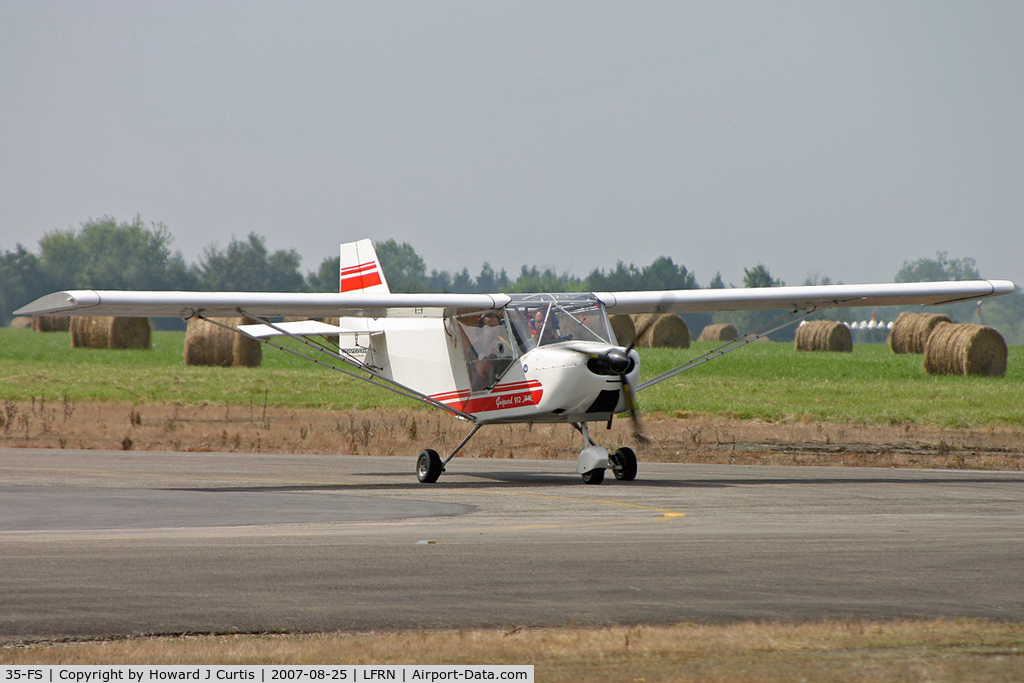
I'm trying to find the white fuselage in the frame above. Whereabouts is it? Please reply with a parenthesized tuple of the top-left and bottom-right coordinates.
(343, 314, 640, 425)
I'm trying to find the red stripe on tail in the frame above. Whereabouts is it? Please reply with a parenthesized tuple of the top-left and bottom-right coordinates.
(341, 271, 384, 292)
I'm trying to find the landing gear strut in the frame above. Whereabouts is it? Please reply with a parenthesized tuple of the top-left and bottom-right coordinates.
(416, 421, 639, 485)
(415, 424, 482, 483)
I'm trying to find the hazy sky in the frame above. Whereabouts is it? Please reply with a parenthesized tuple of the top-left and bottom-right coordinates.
(2, 1, 1021, 289)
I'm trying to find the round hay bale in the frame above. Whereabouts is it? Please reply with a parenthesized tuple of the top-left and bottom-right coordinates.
(70, 316, 109, 348)
(184, 317, 235, 366)
(923, 322, 1007, 376)
(109, 317, 151, 349)
(32, 315, 70, 332)
(888, 312, 952, 354)
(232, 318, 262, 367)
(794, 320, 852, 352)
(71, 316, 151, 349)
(632, 313, 690, 348)
(609, 314, 635, 347)
(184, 317, 262, 367)
(698, 323, 738, 342)
(9, 316, 32, 329)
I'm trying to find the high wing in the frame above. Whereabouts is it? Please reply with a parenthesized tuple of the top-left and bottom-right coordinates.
(595, 279, 1016, 314)
(15, 279, 1015, 319)
(15, 290, 512, 319)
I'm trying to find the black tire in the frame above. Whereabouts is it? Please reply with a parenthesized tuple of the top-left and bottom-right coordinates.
(610, 447, 638, 481)
(416, 449, 443, 483)
(581, 468, 605, 485)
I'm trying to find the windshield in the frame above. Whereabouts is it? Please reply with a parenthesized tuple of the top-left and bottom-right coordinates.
(505, 294, 614, 348)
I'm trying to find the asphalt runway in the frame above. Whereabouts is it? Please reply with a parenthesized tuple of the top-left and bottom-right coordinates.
(2, 447, 1023, 642)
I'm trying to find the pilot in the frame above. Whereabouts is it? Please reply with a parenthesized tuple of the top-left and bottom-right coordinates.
(532, 309, 560, 344)
(529, 310, 543, 339)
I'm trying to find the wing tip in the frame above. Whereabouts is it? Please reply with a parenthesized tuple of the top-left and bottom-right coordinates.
(13, 290, 99, 317)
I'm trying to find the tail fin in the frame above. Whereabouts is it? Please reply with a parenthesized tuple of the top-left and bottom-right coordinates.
(339, 239, 390, 294)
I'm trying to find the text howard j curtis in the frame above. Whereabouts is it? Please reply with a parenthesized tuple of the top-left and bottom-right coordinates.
(57, 672, 254, 682)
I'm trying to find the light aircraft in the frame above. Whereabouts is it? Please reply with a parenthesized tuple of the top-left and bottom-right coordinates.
(17, 239, 1015, 484)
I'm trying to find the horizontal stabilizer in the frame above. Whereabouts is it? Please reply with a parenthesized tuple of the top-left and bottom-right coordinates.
(239, 321, 343, 338)
(238, 320, 382, 338)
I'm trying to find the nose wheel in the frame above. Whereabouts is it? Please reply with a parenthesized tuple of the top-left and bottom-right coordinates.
(574, 423, 639, 484)
(609, 447, 637, 481)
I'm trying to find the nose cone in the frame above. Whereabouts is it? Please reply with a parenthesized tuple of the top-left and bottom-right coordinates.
(584, 347, 636, 377)
(605, 349, 631, 375)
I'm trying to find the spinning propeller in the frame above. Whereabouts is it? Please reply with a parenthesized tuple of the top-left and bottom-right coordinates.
(619, 321, 650, 443)
(574, 335, 648, 443)
(611, 313, 666, 443)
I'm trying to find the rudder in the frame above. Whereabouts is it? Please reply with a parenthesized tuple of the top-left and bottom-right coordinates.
(339, 239, 390, 293)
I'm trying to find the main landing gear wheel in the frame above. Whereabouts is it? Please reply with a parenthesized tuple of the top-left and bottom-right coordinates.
(610, 446, 638, 481)
(581, 468, 605, 485)
(417, 449, 443, 483)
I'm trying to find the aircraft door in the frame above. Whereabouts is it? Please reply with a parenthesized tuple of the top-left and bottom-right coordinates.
(454, 310, 518, 392)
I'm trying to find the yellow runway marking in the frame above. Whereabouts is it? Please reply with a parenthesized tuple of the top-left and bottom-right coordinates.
(495, 519, 675, 531)
(491, 490, 685, 521)
(4, 466, 684, 520)
(2, 466, 686, 533)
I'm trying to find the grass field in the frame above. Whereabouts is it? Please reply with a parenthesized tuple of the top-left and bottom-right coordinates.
(4, 621, 1023, 682)
(1, 328, 1021, 427)
(641, 340, 1024, 427)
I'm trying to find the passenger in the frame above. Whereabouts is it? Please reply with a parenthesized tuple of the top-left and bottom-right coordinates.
(472, 312, 511, 390)
(475, 312, 509, 357)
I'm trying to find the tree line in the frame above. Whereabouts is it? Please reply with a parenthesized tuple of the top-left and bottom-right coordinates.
(2, 216, 1021, 342)
(0, 216, 712, 324)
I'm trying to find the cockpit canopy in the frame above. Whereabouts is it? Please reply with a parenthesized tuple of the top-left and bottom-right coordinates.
(451, 294, 616, 391)
(505, 293, 615, 350)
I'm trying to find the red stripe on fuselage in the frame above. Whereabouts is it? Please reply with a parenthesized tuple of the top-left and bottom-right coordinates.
(431, 380, 537, 403)
(431, 380, 543, 414)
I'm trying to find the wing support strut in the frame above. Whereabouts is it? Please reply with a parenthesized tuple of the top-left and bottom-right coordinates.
(201, 313, 478, 422)
(637, 305, 836, 392)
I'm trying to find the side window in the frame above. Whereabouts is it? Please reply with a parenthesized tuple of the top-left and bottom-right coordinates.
(455, 311, 516, 392)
